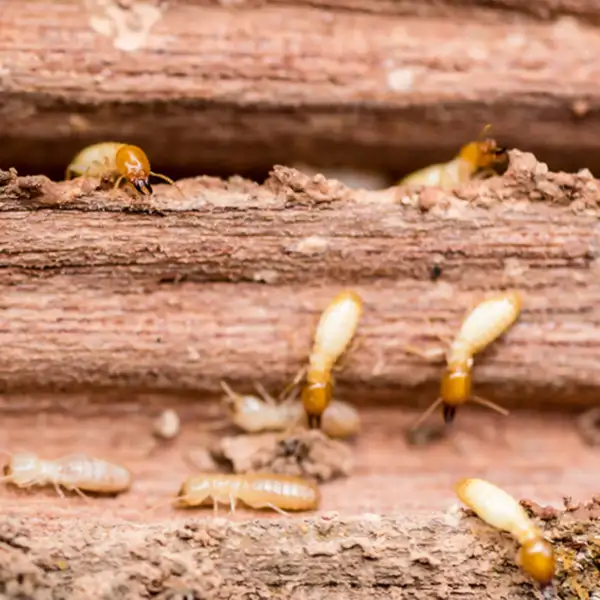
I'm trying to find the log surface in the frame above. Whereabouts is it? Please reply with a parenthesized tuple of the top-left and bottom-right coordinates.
(0, 500, 598, 599)
(1, 151, 600, 410)
(3, 0, 600, 177)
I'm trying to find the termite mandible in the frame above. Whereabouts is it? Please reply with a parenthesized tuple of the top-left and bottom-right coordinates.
(405, 290, 522, 429)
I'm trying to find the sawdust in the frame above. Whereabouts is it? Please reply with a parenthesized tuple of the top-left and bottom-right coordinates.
(211, 429, 354, 483)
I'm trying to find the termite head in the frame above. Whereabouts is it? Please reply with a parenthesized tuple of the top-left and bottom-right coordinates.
(220, 381, 267, 432)
(458, 125, 508, 176)
(460, 139, 507, 170)
(301, 375, 333, 430)
(115, 144, 153, 195)
(516, 537, 556, 589)
(440, 363, 472, 423)
(3, 452, 41, 486)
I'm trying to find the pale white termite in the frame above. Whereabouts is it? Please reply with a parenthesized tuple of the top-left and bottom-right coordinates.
(301, 290, 363, 429)
(176, 472, 320, 515)
(455, 478, 556, 590)
(407, 290, 522, 428)
(220, 380, 360, 438)
(2, 452, 132, 497)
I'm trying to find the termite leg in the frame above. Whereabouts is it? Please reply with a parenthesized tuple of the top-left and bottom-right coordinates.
(53, 482, 65, 499)
(278, 367, 307, 403)
(332, 334, 363, 373)
(411, 397, 444, 431)
(229, 494, 237, 514)
(471, 395, 509, 416)
(70, 159, 107, 184)
(253, 381, 277, 406)
(70, 485, 91, 504)
(403, 344, 446, 363)
(113, 174, 126, 191)
(423, 316, 454, 346)
(213, 499, 219, 516)
(279, 385, 301, 407)
(264, 503, 290, 517)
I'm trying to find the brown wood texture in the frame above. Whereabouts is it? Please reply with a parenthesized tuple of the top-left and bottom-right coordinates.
(0, 403, 598, 599)
(3, 0, 600, 179)
(1, 150, 600, 412)
(0, 503, 598, 599)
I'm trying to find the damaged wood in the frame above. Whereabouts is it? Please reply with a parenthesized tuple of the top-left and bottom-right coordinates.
(3, 1, 600, 177)
(1, 151, 600, 408)
(0, 498, 598, 599)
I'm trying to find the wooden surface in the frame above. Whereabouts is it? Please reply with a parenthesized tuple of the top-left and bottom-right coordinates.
(2, 151, 600, 411)
(0, 403, 599, 599)
(3, 0, 600, 179)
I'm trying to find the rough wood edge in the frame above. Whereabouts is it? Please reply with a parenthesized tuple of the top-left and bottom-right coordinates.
(0, 497, 598, 599)
(2, 151, 600, 407)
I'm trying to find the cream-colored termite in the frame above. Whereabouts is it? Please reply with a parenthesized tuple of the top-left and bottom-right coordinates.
(455, 478, 556, 592)
(65, 142, 183, 198)
(220, 380, 360, 438)
(1, 452, 132, 497)
(293, 290, 363, 430)
(399, 127, 508, 189)
(175, 472, 320, 515)
(405, 290, 522, 429)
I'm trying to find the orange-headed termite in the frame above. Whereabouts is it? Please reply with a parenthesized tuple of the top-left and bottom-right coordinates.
(400, 127, 508, 189)
(220, 380, 360, 438)
(65, 142, 181, 197)
(299, 290, 363, 430)
(175, 472, 320, 515)
(406, 290, 522, 428)
(1, 452, 132, 497)
(455, 478, 556, 591)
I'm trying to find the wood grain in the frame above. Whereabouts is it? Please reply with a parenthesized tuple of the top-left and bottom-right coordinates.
(1, 152, 600, 409)
(3, 0, 600, 178)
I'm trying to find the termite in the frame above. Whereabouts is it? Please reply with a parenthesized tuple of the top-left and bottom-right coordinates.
(400, 126, 508, 189)
(1, 452, 132, 497)
(455, 478, 556, 592)
(65, 142, 181, 197)
(175, 472, 320, 515)
(299, 290, 363, 430)
(406, 290, 522, 428)
(220, 380, 360, 438)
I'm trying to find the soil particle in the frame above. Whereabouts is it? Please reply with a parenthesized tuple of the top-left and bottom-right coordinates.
(211, 429, 354, 483)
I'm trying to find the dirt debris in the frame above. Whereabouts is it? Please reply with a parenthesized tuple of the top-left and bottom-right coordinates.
(211, 429, 354, 483)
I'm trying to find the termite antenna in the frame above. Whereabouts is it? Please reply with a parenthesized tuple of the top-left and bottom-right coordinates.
(278, 367, 307, 402)
(471, 395, 509, 416)
(143, 495, 180, 516)
(411, 397, 444, 431)
(149, 171, 186, 199)
(220, 380, 237, 404)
